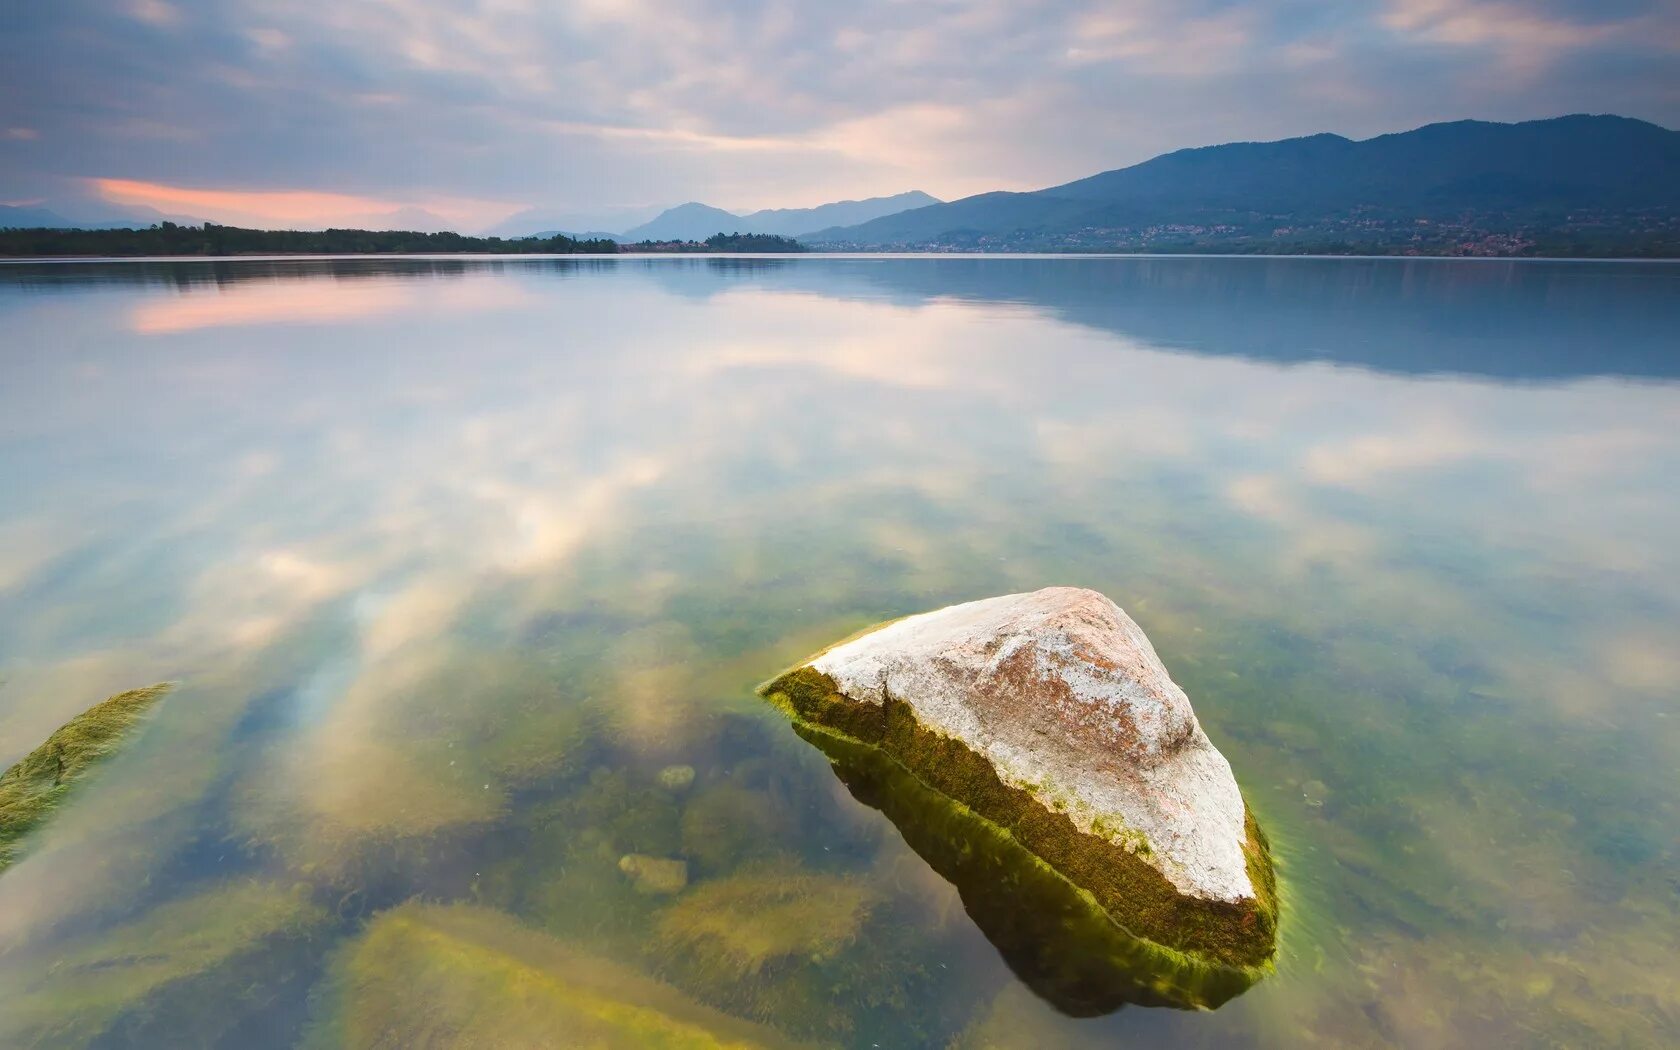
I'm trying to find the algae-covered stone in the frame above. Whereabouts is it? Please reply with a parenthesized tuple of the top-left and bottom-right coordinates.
(0, 683, 171, 874)
(679, 781, 789, 874)
(760, 587, 1277, 970)
(311, 901, 799, 1048)
(620, 853, 689, 895)
(803, 723, 1256, 1012)
(659, 764, 697, 792)
(656, 864, 877, 978)
(0, 880, 328, 1047)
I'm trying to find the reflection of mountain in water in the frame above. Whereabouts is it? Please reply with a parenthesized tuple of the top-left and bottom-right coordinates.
(5, 256, 1674, 380)
(677, 256, 1680, 382)
(796, 723, 1259, 1016)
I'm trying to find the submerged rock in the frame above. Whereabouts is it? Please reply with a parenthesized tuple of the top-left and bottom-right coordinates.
(0, 683, 172, 874)
(657, 764, 697, 792)
(0, 881, 327, 1046)
(656, 864, 877, 978)
(803, 725, 1256, 1011)
(619, 853, 689, 895)
(313, 902, 796, 1048)
(760, 587, 1277, 970)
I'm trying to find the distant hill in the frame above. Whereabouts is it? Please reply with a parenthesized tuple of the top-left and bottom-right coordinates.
(532, 230, 623, 242)
(485, 204, 664, 239)
(621, 202, 744, 242)
(621, 191, 940, 242)
(0, 203, 201, 231)
(741, 191, 941, 236)
(808, 115, 1680, 255)
(369, 206, 457, 233)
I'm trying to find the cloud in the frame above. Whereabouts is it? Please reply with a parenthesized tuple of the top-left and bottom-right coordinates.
(127, 270, 535, 333)
(126, 0, 181, 27)
(1379, 0, 1677, 77)
(1, 0, 1676, 222)
(128, 279, 414, 334)
(92, 177, 521, 230)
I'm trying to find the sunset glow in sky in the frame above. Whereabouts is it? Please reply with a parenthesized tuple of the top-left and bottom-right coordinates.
(2, 0, 1677, 231)
(93, 178, 523, 231)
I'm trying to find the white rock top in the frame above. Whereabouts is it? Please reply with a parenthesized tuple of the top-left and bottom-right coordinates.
(812, 586, 1254, 902)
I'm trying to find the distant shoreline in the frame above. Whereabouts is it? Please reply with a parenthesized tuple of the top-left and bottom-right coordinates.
(4, 220, 1674, 261)
(0, 224, 803, 259)
(4, 251, 1677, 264)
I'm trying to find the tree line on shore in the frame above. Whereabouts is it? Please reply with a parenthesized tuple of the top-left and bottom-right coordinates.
(0, 222, 806, 257)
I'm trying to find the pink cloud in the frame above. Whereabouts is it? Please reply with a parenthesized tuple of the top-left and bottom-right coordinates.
(92, 177, 523, 231)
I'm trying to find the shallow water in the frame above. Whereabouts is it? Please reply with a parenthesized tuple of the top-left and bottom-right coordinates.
(1, 255, 1676, 1047)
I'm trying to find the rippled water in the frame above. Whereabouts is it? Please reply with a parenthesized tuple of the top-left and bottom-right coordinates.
(0, 255, 1676, 1047)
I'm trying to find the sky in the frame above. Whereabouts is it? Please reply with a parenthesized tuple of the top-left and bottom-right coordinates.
(2, 0, 1678, 232)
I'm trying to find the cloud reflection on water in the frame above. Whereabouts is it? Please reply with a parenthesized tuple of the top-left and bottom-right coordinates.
(0, 257, 1677, 1043)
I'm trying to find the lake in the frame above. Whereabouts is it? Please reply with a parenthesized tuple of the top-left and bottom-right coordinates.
(1, 255, 1676, 1047)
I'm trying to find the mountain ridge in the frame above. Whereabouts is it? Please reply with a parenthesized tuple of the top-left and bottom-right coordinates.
(807, 115, 1680, 254)
(620, 191, 940, 242)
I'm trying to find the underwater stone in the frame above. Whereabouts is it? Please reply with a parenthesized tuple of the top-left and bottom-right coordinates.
(656, 864, 877, 978)
(0, 881, 327, 1046)
(760, 586, 1277, 969)
(657, 764, 696, 792)
(619, 853, 689, 895)
(315, 902, 796, 1048)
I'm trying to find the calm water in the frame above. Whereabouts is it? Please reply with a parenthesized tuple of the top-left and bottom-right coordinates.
(0, 255, 1677, 1047)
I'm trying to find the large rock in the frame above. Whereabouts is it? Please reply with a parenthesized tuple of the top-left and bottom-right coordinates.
(760, 586, 1276, 970)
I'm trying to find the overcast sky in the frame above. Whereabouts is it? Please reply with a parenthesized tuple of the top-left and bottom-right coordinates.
(3, 0, 1677, 231)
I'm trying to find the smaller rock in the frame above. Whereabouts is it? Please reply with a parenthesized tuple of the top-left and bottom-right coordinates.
(657, 764, 697, 792)
(618, 854, 688, 895)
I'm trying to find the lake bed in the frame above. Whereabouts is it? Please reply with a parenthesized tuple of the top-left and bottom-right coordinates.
(1, 255, 1677, 1047)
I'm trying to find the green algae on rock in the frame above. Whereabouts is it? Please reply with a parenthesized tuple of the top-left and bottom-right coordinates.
(621, 852, 690, 895)
(0, 880, 328, 1047)
(0, 683, 172, 874)
(310, 901, 801, 1049)
(679, 781, 791, 875)
(759, 587, 1278, 973)
(801, 722, 1258, 1012)
(656, 864, 878, 979)
(649, 860, 961, 1044)
(659, 763, 698, 792)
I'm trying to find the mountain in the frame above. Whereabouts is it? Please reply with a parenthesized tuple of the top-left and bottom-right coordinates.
(739, 191, 941, 237)
(484, 204, 665, 239)
(0, 203, 200, 230)
(620, 191, 941, 242)
(809, 115, 1680, 254)
(370, 206, 455, 232)
(620, 202, 744, 242)
(0, 205, 77, 229)
(532, 230, 623, 242)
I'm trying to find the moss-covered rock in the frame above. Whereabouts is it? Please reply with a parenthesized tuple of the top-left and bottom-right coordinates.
(0, 683, 172, 874)
(800, 722, 1257, 1012)
(309, 901, 802, 1048)
(621, 853, 690, 895)
(0, 880, 328, 1047)
(679, 781, 790, 875)
(759, 588, 1277, 971)
(648, 861, 953, 1043)
(656, 864, 877, 978)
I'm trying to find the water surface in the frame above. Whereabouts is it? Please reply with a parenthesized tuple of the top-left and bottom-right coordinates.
(1, 255, 1677, 1047)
